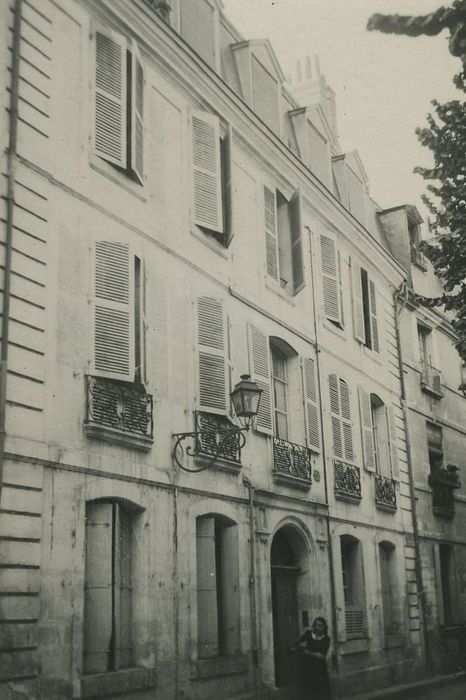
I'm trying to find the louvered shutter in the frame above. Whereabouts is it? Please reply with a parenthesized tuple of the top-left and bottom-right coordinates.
(196, 297, 227, 414)
(329, 373, 343, 459)
(386, 405, 399, 480)
(94, 29, 127, 168)
(289, 188, 304, 294)
(135, 256, 147, 385)
(340, 379, 354, 461)
(196, 517, 219, 658)
(115, 505, 132, 668)
(359, 387, 376, 472)
(93, 241, 134, 382)
(131, 41, 144, 184)
(320, 235, 341, 324)
(248, 324, 273, 435)
(351, 259, 365, 343)
(192, 112, 223, 233)
(83, 501, 113, 674)
(264, 186, 279, 281)
(369, 280, 379, 352)
(302, 357, 320, 451)
(223, 126, 234, 247)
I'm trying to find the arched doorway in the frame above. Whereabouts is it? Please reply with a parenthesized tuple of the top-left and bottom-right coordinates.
(271, 525, 309, 688)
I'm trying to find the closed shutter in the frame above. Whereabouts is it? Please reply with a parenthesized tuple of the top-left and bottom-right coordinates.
(131, 41, 144, 184)
(94, 29, 127, 168)
(302, 357, 320, 451)
(248, 324, 273, 434)
(134, 256, 147, 384)
(93, 241, 134, 382)
(340, 379, 354, 461)
(320, 235, 341, 324)
(83, 501, 113, 674)
(329, 373, 343, 459)
(192, 112, 223, 234)
(359, 388, 376, 472)
(351, 259, 365, 343)
(115, 505, 132, 669)
(264, 186, 279, 281)
(289, 189, 304, 294)
(196, 297, 227, 414)
(222, 126, 234, 247)
(386, 405, 399, 480)
(196, 517, 219, 658)
(369, 280, 379, 352)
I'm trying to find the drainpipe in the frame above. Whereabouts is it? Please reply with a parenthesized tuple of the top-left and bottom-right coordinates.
(0, 0, 22, 505)
(243, 476, 260, 699)
(306, 226, 339, 678)
(393, 286, 432, 673)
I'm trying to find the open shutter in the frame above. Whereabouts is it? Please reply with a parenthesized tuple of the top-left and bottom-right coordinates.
(289, 188, 304, 294)
(351, 259, 365, 343)
(196, 297, 227, 414)
(196, 517, 219, 658)
(84, 502, 113, 674)
(359, 387, 376, 471)
(302, 357, 320, 451)
(93, 241, 134, 381)
(117, 505, 132, 668)
(386, 405, 399, 480)
(192, 112, 223, 233)
(94, 29, 127, 168)
(223, 125, 234, 247)
(248, 324, 273, 434)
(264, 186, 279, 281)
(340, 379, 354, 461)
(369, 279, 379, 352)
(329, 373, 343, 459)
(320, 235, 341, 324)
(131, 41, 144, 183)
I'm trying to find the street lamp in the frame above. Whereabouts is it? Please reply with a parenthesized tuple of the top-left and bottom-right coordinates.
(172, 374, 262, 472)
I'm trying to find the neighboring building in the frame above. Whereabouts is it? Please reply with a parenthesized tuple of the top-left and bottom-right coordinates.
(0, 2, 464, 700)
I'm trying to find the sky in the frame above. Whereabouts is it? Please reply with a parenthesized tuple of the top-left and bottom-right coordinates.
(221, 0, 460, 226)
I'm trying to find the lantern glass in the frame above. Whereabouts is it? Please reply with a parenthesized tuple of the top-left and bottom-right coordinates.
(230, 374, 262, 420)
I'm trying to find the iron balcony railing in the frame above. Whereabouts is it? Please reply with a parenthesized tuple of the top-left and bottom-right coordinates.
(420, 360, 443, 397)
(85, 375, 153, 443)
(334, 460, 362, 503)
(195, 411, 242, 465)
(272, 437, 312, 484)
(374, 474, 397, 512)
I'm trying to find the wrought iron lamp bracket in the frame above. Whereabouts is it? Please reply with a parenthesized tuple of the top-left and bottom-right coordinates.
(172, 427, 248, 472)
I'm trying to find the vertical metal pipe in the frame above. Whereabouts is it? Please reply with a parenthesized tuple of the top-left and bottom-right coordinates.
(394, 289, 431, 673)
(0, 0, 23, 504)
(243, 476, 259, 698)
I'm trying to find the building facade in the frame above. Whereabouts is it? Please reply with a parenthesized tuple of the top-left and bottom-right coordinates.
(0, 2, 464, 699)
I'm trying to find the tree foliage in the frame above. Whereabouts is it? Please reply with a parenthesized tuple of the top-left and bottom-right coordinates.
(368, 2, 466, 361)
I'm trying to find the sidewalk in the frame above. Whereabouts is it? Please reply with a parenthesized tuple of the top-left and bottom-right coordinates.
(344, 671, 466, 700)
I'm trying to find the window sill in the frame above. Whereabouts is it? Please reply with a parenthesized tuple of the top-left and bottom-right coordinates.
(89, 158, 147, 202)
(84, 423, 154, 451)
(80, 667, 156, 699)
(334, 489, 362, 505)
(190, 654, 248, 680)
(361, 344, 382, 364)
(194, 453, 242, 473)
(191, 226, 229, 259)
(264, 277, 296, 305)
(322, 318, 346, 339)
(273, 471, 312, 490)
(339, 638, 369, 655)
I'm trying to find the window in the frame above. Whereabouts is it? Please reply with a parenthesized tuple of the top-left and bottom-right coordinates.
(439, 544, 455, 626)
(196, 515, 239, 658)
(352, 262, 379, 352)
(320, 235, 343, 327)
(94, 29, 144, 183)
(180, 0, 216, 68)
(271, 345, 288, 440)
(340, 535, 366, 640)
(264, 186, 304, 295)
(427, 422, 443, 473)
(93, 242, 146, 384)
(252, 55, 280, 132)
(196, 296, 229, 415)
(358, 390, 398, 477)
(328, 374, 353, 461)
(83, 501, 134, 674)
(379, 542, 400, 635)
(191, 113, 233, 245)
(418, 324, 431, 366)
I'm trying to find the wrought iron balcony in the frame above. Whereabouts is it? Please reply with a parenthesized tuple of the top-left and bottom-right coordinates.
(420, 361, 443, 398)
(85, 375, 153, 450)
(334, 460, 362, 503)
(428, 465, 461, 518)
(375, 474, 397, 512)
(272, 437, 312, 487)
(194, 411, 242, 467)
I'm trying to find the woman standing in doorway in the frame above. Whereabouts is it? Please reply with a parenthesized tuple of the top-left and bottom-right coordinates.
(292, 616, 331, 700)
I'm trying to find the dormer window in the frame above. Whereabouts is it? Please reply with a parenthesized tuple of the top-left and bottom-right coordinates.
(179, 0, 218, 68)
(251, 56, 280, 132)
